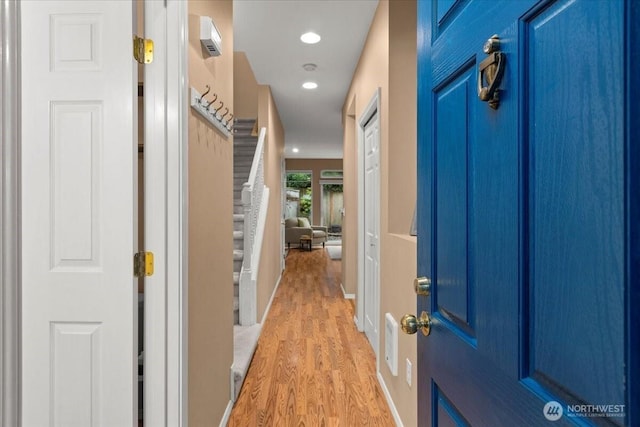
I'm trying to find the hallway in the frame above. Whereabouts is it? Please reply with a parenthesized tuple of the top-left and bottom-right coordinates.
(228, 248, 394, 426)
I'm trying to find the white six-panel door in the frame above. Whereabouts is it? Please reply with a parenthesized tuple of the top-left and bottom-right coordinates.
(363, 112, 380, 354)
(20, 1, 137, 425)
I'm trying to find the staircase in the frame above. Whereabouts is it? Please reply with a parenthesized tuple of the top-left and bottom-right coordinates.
(231, 118, 263, 401)
(232, 119, 259, 324)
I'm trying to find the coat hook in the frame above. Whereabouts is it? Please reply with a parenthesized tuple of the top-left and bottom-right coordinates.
(226, 113, 234, 130)
(199, 85, 210, 104)
(205, 93, 218, 110)
(214, 101, 225, 120)
(220, 107, 229, 119)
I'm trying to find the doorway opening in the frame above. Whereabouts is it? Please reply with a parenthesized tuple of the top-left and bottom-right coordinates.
(285, 171, 312, 221)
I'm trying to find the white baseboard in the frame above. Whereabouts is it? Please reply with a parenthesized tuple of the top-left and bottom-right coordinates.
(218, 399, 234, 427)
(340, 283, 355, 299)
(261, 273, 282, 325)
(377, 371, 404, 427)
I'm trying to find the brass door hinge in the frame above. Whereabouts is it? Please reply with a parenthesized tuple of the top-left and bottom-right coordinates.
(134, 251, 154, 277)
(133, 36, 154, 64)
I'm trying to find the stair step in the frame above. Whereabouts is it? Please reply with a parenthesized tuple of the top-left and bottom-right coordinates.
(234, 230, 243, 240)
(234, 143, 257, 147)
(233, 250, 243, 261)
(234, 164, 252, 170)
(234, 136, 256, 142)
(233, 118, 256, 127)
(233, 214, 244, 222)
(233, 296, 239, 311)
(233, 272, 239, 286)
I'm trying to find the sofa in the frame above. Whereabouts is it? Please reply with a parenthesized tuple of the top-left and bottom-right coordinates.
(284, 217, 327, 248)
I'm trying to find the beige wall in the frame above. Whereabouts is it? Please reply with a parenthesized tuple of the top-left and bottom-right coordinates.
(256, 85, 285, 321)
(233, 51, 259, 119)
(342, 1, 418, 426)
(187, 1, 234, 424)
(342, 0, 388, 299)
(285, 158, 343, 226)
(342, 99, 357, 296)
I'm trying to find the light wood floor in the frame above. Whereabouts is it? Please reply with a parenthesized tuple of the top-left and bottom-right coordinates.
(228, 247, 394, 426)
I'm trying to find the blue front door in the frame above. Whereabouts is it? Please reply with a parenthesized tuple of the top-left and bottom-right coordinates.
(416, 0, 639, 425)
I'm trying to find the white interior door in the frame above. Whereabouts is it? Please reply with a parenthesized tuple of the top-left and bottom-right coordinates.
(363, 112, 380, 353)
(20, 1, 137, 425)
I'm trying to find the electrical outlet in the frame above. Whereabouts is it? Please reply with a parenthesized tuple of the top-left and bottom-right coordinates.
(406, 358, 412, 386)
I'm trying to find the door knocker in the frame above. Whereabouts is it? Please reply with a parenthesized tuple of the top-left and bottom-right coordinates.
(477, 35, 506, 110)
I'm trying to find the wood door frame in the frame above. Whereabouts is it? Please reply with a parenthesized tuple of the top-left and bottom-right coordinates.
(0, 1, 189, 424)
(0, 0, 21, 424)
(357, 88, 381, 358)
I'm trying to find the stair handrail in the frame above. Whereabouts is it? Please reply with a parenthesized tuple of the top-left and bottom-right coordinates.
(246, 126, 267, 197)
(239, 127, 267, 325)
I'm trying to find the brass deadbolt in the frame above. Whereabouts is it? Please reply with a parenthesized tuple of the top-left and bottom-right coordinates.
(414, 276, 431, 296)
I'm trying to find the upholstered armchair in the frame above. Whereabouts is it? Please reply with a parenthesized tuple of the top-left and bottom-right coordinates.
(284, 217, 327, 248)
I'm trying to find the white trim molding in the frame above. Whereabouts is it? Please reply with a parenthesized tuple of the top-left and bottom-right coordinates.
(340, 283, 355, 299)
(377, 372, 404, 427)
(145, 0, 189, 425)
(165, 0, 189, 425)
(260, 273, 283, 325)
(1, 0, 21, 425)
(218, 399, 234, 427)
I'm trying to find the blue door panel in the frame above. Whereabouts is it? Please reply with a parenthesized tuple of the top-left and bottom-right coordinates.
(435, 69, 473, 334)
(429, 324, 576, 426)
(436, 0, 457, 26)
(526, 0, 625, 410)
(434, 382, 470, 427)
(417, 0, 637, 425)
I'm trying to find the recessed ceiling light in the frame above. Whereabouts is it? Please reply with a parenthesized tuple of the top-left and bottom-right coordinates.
(300, 32, 321, 44)
(302, 82, 318, 90)
(302, 63, 317, 72)
(292, 148, 299, 153)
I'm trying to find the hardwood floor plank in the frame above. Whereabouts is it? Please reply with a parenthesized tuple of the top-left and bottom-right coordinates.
(228, 249, 394, 425)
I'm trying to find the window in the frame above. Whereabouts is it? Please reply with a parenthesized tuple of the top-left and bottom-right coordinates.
(320, 169, 343, 179)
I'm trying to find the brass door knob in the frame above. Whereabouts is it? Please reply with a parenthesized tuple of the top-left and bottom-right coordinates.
(401, 311, 432, 336)
(414, 277, 431, 296)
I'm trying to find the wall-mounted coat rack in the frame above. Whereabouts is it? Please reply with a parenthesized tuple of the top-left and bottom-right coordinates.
(190, 86, 233, 138)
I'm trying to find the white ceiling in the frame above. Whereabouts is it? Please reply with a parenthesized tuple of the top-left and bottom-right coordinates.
(233, 0, 379, 159)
